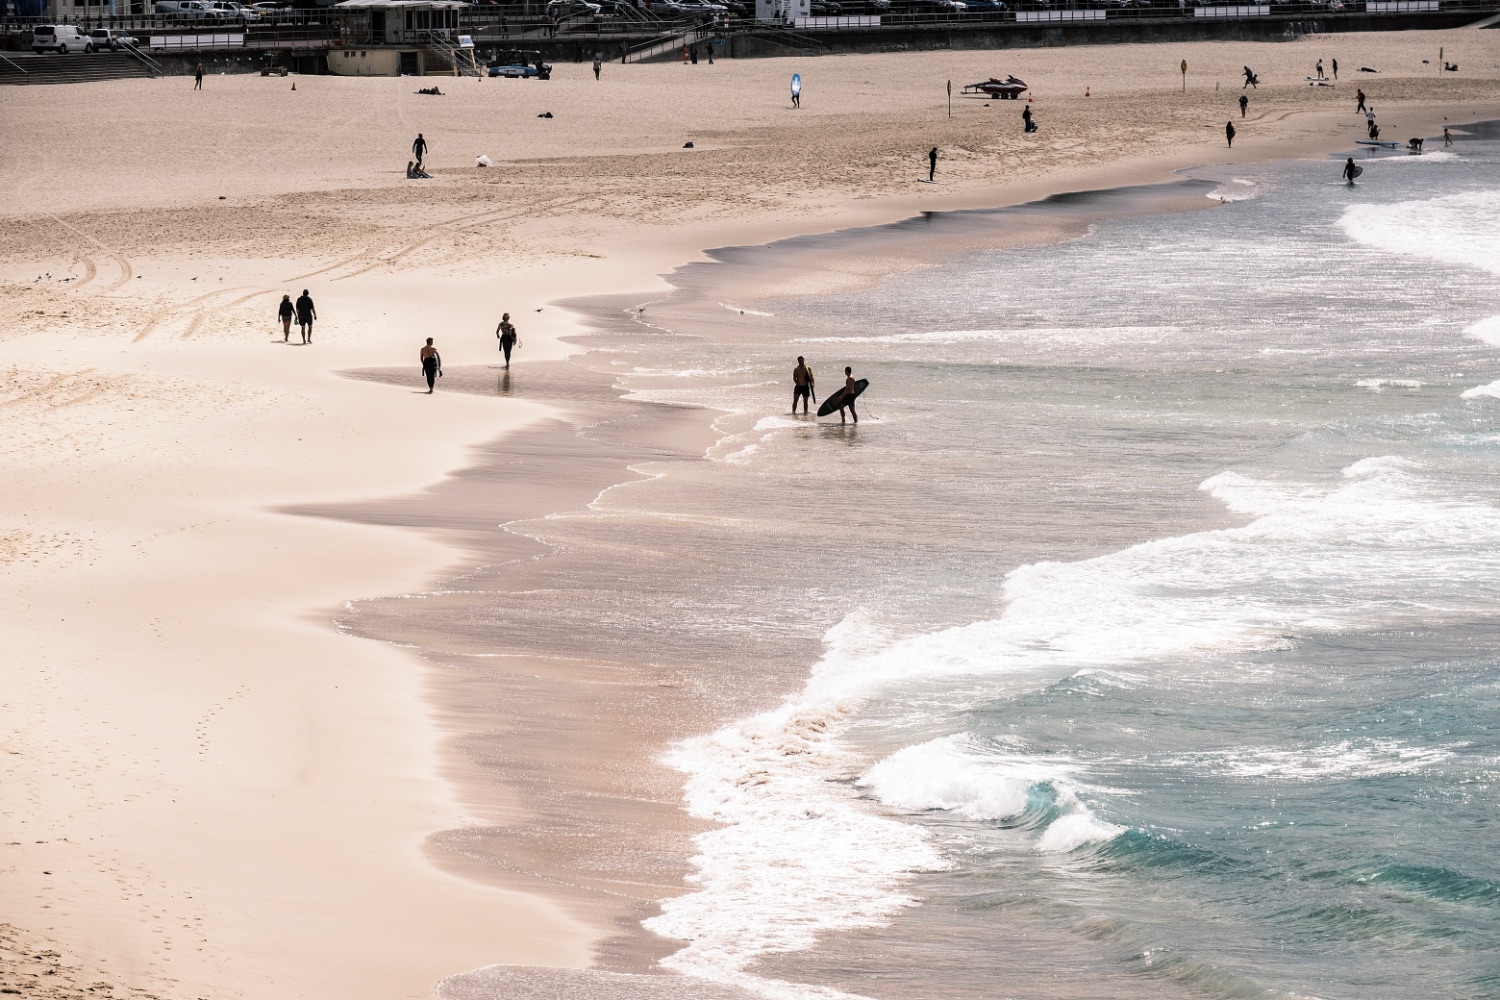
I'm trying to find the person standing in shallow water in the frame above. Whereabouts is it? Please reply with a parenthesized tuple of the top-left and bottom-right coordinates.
(838, 366, 858, 424)
(792, 356, 814, 414)
(1225, 120, 1236, 148)
(495, 312, 519, 368)
(1342, 157, 1358, 185)
(277, 294, 294, 342)
(420, 338, 442, 393)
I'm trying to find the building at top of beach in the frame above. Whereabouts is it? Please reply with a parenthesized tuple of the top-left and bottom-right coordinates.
(329, 0, 471, 76)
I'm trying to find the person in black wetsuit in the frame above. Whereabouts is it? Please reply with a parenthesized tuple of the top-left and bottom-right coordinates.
(412, 133, 428, 168)
(420, 338, 442, 393)
(277, 294, 294, 342)
(1239, 94, 1248, 118)
(1022, 104, 1036, 133)
(1342, 157, 1358, 184)
(928, 147, 938, 182)
(294, 289, 316, 344)
(495, 312, 519, 368)
(1225, 120, 1236, 148)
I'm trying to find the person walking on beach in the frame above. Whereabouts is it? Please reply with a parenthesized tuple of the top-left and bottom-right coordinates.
(412, 133, 428, 169)
(420, 338, 442, 393)
(1242, 66, 1257, 89)
(1444, 127, 1453, 147)
(1331, 57, 1339, 80)
(1342, 157, 1358, 185)
(495, 312, 519, 368)
(792, 356, 815, 414)
(1022, 104, 1035, 133)
(1356, 88, 1366, 114)
(928, 147, 938, 182)
(838, 366, 858, 424)
(593, 54, 602, 79)
(1225, 120, 1236, 148)
(194, 62, 204, 89)
(294, 288, 316, 344)
(277, 294, 295, 342)
(1239, 94, 1248, 118)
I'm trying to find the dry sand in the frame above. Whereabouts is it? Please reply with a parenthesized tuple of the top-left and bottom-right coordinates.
(2, 25, 1498, 1000)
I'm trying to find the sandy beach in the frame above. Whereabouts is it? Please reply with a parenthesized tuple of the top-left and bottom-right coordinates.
(3, 24, 1499, 1000)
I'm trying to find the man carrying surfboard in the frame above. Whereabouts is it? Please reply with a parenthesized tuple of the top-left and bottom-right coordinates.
(1342, 157, 1360, 185)
(792, 356, 815, 414)
(839, 366, 858, 424)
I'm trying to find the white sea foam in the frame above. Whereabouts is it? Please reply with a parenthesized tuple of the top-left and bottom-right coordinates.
(1355, 378, 1423, 391)
(1340, 189, 1500, 276)
(651, 455, 1500, 997)
(861, 734, 1125, 852)
(1165, 739, 1459, 781)
(1461, 380, 1500, 400)
(1463, 314, 1500, 347)
(804, 326, 1179, 346)
(1207, 178, 1261, 202)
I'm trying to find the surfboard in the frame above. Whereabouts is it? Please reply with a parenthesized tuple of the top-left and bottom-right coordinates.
(817, 379, 869, 417)
(791, 72, 801, 97)
(1350, 164, 1363, 178)
(1356, 139, 1399, 148)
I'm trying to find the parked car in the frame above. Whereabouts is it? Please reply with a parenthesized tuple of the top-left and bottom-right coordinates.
(249, 1, 290, 18)
(864, 0, 893, 10)
(488, 50, 552, 78)
(713, 0, 748, 15)
(962, 0, 1007, 11)
(676, 0, 728, 12)
(155, 1, 218, 21)
(205, 1, 262, 21)
(32, 24, 95, 52)
(919, 0, 967, 10)
(546, 0, 602, 15)
(809, 0, 842, 12)
(88, 28, 140, 49)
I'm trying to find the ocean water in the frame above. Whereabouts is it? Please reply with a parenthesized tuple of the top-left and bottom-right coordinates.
(591, 130, 1500, 1000)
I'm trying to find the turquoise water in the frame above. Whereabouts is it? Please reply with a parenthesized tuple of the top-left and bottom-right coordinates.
(615, 128, 1500, 1000)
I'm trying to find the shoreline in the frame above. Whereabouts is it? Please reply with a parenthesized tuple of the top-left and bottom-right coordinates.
(3, 30, 1498, 1000)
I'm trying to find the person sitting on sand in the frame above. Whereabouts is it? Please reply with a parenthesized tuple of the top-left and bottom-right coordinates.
(475, 154, 492, 168)
(1368, 121, 1380, 141)
(420, 338, 442, 393)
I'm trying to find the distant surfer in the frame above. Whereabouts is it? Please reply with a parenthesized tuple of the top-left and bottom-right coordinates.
(1444, 128, 1453, 147)
(1225, 120, 1235, 148)
(496, 312, 519, 368)
(1242, 66, 1257, 89)
(928, 146, 938, 182)
(412, 132, 428, 169)
(792, 356, 815, 414)
(838, 366, 858, 424)
(1238, 94, 1248, 118)
(1342, 157, 1359, 185)
(420, 338, 442, 393)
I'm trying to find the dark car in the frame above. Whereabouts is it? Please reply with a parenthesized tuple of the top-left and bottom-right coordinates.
(962, 0, 1006, 11)
(488, 50, 552, 78)
(810, 0, 842, 13)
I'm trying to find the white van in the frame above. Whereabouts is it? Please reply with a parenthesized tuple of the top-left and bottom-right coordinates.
(32, 24, 96, 53)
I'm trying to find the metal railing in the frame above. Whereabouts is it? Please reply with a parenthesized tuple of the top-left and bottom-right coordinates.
(620, 21, 711, 58)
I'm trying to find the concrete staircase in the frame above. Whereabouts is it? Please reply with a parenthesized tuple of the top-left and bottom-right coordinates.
(0, 51, 159, 85)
